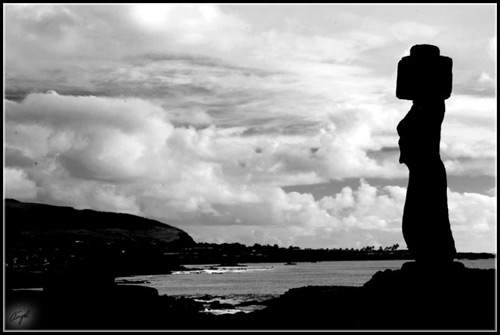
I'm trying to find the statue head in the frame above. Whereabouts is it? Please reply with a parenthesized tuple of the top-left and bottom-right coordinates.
(396, 44, 453, 101)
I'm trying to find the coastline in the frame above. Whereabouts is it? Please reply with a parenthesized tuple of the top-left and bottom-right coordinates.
(5, 262, 496, 330)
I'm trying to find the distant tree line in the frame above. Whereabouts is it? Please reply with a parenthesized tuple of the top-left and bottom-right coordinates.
(172, 242, 494, 265)
(174, 242, 410, 265)
(7, 237, 495, 290)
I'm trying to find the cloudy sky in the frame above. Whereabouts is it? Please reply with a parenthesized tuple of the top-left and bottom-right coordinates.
(4, 4, 496, 252)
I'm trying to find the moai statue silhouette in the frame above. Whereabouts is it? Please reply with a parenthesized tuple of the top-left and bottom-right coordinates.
(396, 44, 457, 265)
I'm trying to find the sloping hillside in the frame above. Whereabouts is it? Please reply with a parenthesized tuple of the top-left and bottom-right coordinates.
(5, 198, 195, 247)
(5, 199, 196, 278)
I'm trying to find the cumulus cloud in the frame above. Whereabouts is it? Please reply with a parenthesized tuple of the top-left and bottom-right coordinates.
(6, 93, 174, 182)
(439, 94, 496, 177)
(4, 5, 495, 182)
(180, 179, 495, 252)
(447, 190, 497, 252)
(6, 91, 406, 187)
(448, 191, 496, 231)
(161, 179, 409, 248)
(4, 5, 496, 252)
(5, 92, 496, 250)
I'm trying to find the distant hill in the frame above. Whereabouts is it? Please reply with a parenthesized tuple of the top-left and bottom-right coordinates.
(5, 198, 195, 247)
(5, 198, 196, 278)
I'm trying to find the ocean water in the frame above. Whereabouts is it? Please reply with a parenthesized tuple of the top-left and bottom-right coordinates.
(116, 259, 495, 315)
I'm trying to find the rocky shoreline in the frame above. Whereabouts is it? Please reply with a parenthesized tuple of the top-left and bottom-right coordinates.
(253, 262, 496, 330)
(5, 262, 496, 330)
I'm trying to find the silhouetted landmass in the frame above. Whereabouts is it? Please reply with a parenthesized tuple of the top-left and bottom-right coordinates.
(6, 199, 493, 271)
(5, 198, 494, 290)
(5, 198, 195, 290)
(4, 199, 496, 330)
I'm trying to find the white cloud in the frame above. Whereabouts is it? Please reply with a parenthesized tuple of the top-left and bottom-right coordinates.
(4, 92, 496, 252)
(6, 4, 248, 63)
(5, 6, 494, 182)
(178, 179, 495, 252)
(448, 191, 497, 231)
(317, 179, 405, 231)
(4, 168, 38, 199)
(6, 93, 174, 182)
(446, 94, 496, 121)
(439, 94, 497, 177)
(478, 72, 494, 85)
(488, 36, 496, 60)
(391, 21, 441, 41)
(447, 189, 497, 252)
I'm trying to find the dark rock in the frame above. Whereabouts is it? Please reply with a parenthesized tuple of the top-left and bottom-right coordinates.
(208, 301, 235, 309)
(250, 263, 495, 330)
(362, 262, 496, 329)
(115, 279, 151, 285)
(236, 299, 264, 307)
(5, 263, 495, 330)
(218, 262, 246, 267)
